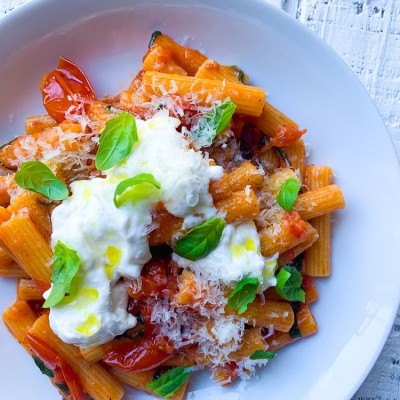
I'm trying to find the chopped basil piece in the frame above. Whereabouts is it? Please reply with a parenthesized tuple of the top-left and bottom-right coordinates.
(230, 65, 245, 83)
(146, 366, 191, 398)
(55, 383, 69, 393)
(15, 161, 68, 201)
(32, 356, 54, 378)
(149, 31, 162, 48)
(95, 112, 138, 171)
(43, 241, 81, 308)
(249, 350, 276, 360)
(276, 177, 301, 211)
(174, 217, 226, 261)
(192, 98, 237, 147)
(227, 277, 259, 314)
(275, 265, 305, 303)
(113, 173, 160, 208)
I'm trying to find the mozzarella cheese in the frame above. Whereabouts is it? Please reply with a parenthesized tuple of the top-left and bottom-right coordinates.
(173, 220, 278, 287)
(48, 113, 223, 347)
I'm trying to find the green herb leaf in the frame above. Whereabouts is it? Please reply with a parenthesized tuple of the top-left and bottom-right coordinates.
(95, 112, 138, 171)
(32, 356, 54, 377)
(276, 177, 301, 211)
(55, 383, 70, 393)
(192, 98, 237, 147)
(249, 350, 276, 360)
(273, 147, 292, 168)
(289, 325, 302, 339)
(14, 161, 68, 201)
(174, 217, 225, 261)
(43, 241, 81, 308)
(149, 31, 162, 48)
(146, 367, 191, 398)
(230, 65, 245, 83)
(275, 265, 305, 302)
(227, 277, 259, 314)
(113, 173, 160, 208)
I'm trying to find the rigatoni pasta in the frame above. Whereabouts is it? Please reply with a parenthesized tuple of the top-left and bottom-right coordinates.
(0, 32, 344, 400)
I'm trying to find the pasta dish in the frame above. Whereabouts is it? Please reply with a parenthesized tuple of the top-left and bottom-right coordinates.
(0, 32, 345, 399)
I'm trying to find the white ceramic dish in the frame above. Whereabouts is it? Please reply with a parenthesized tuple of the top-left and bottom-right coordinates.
(0, 1, 400, 399)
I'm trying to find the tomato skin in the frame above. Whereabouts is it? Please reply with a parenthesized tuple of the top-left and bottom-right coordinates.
(284, 211, 308, 239)
(40, 57, 95, 123)
(26, 333, 61, 370)
(103, 338, 172, 372)
(125, 256, 168, 300)
(26, 333, 84, 400)
(59, 360, 85, 400)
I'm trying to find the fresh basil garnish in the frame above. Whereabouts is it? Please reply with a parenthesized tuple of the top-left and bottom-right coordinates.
(249, 350, 276, 360)
(43, 241, 81, 308)
(14, 161, 68, 201)
(146, 366, 191, 398)
(55, 383, 69, 393)
(273, 147, 292, 168)
(275, 265, 305, 302)
(174, 217, 225, 261)
(95, 112, 138, 171)
(276, 177, 301, 211)
(32, 356, 54, 377)
(192, 98, 237, 147)
(113, 173, 160, 208)
(230, 65, 245, 83)
(227, 277, 259, 314)
(148, 31, 162, 48)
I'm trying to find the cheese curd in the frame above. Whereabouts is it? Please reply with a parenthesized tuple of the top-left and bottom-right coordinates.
(108, 112, 223, 226)
(48, 113, 223, 347)
(173, 220, 278, 286)
(48, 178, 151, 347)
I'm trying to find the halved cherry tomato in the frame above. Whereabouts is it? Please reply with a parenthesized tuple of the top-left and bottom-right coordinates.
(40, 57, 95, 123)
(26, 333, 84, 400)
(103, 337, 173, 372)
(59, 360, 85, 400)
(26, 333, 61, 370)
(284, 211, 308, 239)
(125, 256, 168, 300)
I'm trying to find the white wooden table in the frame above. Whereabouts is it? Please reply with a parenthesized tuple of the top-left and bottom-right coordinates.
(1, 0, 400, 399)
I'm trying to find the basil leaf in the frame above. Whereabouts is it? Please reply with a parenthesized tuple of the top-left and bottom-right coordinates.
(227, 277, 259, 314)
(43, 241, 81, 308)
(147, 367, 191, 398)
(273, 147, 291, 168)
(249, 350, 276, 360)
(230, 65, 245, 83)
(276, 177, 301, 211)
(113, 173, 160, 208)
(192, 98, 237, 147)
(149, 31, 162, 48)
(95, 112, 138, 171)
(55, 383, 69, 393)
(15, 161, 68, 201)
(174, 217, 225, 261)
(32, 356, 54, 377)
(289, 325, 302, 339)
(275, 265, 305, 302)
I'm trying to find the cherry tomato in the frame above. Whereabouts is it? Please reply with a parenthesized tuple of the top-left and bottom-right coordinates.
(26, 333, 61, 370)
(103, 337, 172, 372)
(59, 360, 85, 400)
(40, 57, 95, 123)
(125, 256, 168, 300)
(284, 211, 308, 239)
(270, 125, 307, 148)
(26, 333, 84, 400)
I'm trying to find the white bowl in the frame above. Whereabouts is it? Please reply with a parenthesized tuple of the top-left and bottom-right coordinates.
(0, 1, 400, 399)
